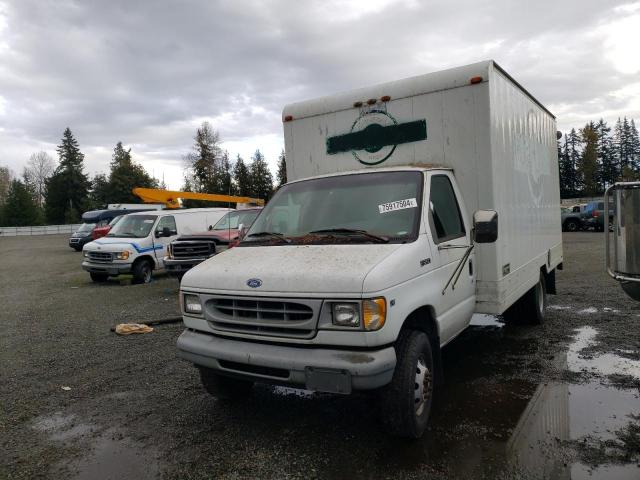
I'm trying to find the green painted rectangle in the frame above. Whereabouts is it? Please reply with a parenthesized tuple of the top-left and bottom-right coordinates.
(326, 119, 427, 155)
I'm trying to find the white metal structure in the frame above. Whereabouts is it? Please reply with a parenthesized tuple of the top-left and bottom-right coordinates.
(176, 61, 563, 438)
(82, 208, 230, 283)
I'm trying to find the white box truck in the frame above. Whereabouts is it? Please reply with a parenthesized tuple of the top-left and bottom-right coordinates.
(176, 60, 563, 437)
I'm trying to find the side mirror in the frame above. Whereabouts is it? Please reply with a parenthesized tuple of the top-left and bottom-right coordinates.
(162, 227, 172, 237)
(237, 223, 247, 240)
(473, 210, 498, 243)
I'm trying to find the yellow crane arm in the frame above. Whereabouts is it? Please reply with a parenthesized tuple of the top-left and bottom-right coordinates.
(132, 188, 265, 209)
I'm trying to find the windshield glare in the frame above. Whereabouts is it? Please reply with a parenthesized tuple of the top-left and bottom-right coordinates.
(213, 210, 260, 230)
(107, 215, 156, 238)
(244, 171, 423, 244)
(77, 223, 96, 233)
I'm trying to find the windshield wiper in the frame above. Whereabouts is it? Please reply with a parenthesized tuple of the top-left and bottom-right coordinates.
(244, 231, 291, 243)
(308, 228, 389, 243)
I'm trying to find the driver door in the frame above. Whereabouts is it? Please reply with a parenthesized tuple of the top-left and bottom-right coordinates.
(426, 172, 476, 342)
(153, 215, 178, 266)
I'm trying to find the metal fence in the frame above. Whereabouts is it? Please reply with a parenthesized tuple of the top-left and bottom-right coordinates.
(0, 224, 82, 237)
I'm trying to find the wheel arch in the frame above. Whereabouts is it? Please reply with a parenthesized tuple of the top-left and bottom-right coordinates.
(132, 254, 156, 269)
(400, 305, 443, 385)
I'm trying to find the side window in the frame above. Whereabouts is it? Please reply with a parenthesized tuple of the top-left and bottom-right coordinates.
(429, 175, 465, 243)
(156, 216, 177, 236)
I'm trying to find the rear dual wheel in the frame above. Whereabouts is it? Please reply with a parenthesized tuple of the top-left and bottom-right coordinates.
(503, 272, 547, 325)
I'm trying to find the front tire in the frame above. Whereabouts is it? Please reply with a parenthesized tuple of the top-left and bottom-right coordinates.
(379, 330, 434, 438)
(199, 368, 254, 400)
(132, 259, 153, 284)
(564, 219, 580, 232)
(90, 272, 109, 283)
(503, 272, 547, 325)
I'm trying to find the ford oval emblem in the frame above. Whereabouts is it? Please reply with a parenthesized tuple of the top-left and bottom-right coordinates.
(246, 278, 262, 288)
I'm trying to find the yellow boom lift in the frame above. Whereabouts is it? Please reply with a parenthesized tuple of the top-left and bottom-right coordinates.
(132, 188, 265, 209)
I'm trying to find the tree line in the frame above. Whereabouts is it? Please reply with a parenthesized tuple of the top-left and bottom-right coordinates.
(558, 117, 639, 198)
(0, 123, 287, 226)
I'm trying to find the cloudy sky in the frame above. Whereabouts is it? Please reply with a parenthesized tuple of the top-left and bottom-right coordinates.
(0, 0, 639, 189)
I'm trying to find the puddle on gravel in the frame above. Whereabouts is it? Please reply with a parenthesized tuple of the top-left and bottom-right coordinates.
(32, 413, 159, 479)
(313, 323, 639, 479)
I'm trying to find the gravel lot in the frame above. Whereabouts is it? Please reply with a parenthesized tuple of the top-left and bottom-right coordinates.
(1, 233, 639, 479)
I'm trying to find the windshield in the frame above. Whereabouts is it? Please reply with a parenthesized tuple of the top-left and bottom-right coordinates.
(242, 171, 423, 245)
(107, 215, 156, 238)
(77, 222, 96, 233)
(212, 210, 260, 230)
(108, 215, 123, 227)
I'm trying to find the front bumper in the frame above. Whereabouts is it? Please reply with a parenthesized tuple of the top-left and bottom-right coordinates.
(177, 328, 396, 393)
(164, 257, 207, 275)
(82, 260, 132, 276)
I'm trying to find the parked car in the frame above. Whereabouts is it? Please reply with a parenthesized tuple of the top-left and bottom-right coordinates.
(92, 215, 123, 240)
(561, 207, 582, 232)
(581, 200, 613, 231)
(81, 208, 230, 283)
(164, 207, 262, 278)
(69, 205, 161, 251)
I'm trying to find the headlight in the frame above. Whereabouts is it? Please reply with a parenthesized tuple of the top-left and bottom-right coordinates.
(363, 298, 386, 331)
(183, 294, 203, 315)
(83, 251, 89, 257)
(332, 303, 360, 327)
(115, 251, 130, 260)
(166, 244, 172, 258)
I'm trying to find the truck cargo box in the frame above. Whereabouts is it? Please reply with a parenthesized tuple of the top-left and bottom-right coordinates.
(282, 60, 563, 313)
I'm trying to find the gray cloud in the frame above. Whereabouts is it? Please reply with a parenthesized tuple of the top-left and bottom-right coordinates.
(0, 0, 638, 187)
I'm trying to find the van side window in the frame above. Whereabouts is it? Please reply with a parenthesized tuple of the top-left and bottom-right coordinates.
(429, 175, 466, 243)
(156, 216, 177, 235)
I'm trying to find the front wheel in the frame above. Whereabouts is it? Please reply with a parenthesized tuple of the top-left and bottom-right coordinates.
(132, 259, 153, 284)
(564, 219, 580, 232)
(90, 272, 109, 283)
(379, 330, 434, 438)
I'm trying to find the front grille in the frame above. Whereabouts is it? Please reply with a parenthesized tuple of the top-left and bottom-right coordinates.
(205, 296, 319, 339)
(88, 251, 113, 263)
(171, 240, 215, 259)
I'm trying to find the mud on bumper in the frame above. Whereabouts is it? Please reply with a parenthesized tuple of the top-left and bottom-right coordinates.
(176, 329, 396, 394)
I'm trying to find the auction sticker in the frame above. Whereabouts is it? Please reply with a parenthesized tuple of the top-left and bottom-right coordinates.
(378, 198, 418, 214)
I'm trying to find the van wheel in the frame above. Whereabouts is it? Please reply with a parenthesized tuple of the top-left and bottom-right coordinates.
(564, 219, 580, 232)
(199, 368, 253, 400)
(503, 272, 546, 325)
(379, 330, 434, 438)
(132, 259, 152, 284)
(90, 272, 109, 283)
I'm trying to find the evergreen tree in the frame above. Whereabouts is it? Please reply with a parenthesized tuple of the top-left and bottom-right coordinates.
(2, 179, 41, 226)
(233, 155, 251, 197)
(276, 149, 287, 188)
(90, 173, 110, 209)
(579, 123, 599, 196)
(630, 119, 640, 174)
(594, 119, 616, 190)
(106, 142, 157, 202)
(184, 121, 221, 193)
(45, 128, 90, 223)
(249, 149, 274, 201)
(565, 129, 582, 195)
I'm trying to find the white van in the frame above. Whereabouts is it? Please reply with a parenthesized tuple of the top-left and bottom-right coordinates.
(176, 61, 563, 437)
(82, 208, 231, 283)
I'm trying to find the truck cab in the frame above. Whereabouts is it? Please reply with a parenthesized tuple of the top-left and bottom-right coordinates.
(176, 60, 562, 438)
